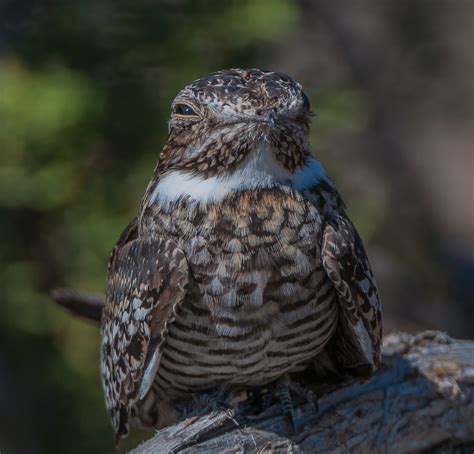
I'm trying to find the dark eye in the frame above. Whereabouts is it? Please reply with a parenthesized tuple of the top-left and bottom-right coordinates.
(174, 103, 198, 117)
(301, 91, 311, 111)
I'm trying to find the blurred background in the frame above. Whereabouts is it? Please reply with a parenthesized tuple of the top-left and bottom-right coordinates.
(0, 0, 472, 452)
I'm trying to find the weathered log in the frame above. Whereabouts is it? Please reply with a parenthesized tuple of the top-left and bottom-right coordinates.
(131, 332, 474, 453)
(49, 290, 474, 453)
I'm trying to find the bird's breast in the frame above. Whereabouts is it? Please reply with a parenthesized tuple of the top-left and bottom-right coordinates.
(142, 186, 338, 397)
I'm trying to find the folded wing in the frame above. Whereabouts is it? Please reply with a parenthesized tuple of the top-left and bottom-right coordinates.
(101, 225, 189, 440)
(321, 212, 382, 372)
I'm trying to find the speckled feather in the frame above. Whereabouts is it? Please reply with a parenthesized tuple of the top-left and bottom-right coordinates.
(101, 236, 188, 439)
(101, 68, 382, 440)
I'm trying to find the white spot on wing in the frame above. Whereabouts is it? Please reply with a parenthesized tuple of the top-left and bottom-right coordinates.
(132, 297, 142, 310)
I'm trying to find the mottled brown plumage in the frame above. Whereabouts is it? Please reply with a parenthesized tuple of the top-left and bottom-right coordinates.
(100, 68, 382, 440)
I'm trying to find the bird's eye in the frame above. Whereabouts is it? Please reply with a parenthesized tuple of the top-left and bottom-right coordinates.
(301, 92, 311, 111)
(174, 103, 198, 117)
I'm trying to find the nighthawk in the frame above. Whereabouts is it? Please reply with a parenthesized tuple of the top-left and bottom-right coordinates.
(101, 68, 382, 440)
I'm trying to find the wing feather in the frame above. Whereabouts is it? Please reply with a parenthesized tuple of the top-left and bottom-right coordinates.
(321, 212, 382, 370)
(101, 231, 188, 439)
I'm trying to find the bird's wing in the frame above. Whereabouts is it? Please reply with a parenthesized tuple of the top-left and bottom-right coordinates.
(101, 230, 188, 440)
(321, 210, 382, 370)
(107, 217, 139, 274)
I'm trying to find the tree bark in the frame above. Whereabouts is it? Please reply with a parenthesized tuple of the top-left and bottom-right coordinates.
(50, 290, 474, 453)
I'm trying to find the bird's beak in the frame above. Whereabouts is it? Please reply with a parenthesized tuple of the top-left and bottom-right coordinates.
(253, 109, 279, 128)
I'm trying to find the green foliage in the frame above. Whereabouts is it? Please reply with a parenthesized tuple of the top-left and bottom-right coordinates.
(312, 89, 369, 141)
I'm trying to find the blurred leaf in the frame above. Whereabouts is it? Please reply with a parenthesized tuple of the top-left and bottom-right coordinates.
(312, 89, 369, 142)
(222, 0, 297, 44)
(0, 60, 102, 154)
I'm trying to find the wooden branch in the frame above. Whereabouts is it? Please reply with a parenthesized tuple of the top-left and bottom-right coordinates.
(50, 287, 104, 322)
(131, 332, 474, 454)
(48, 292, 474, 452)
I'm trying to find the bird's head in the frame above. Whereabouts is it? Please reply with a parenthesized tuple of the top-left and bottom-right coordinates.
(157, 68, 314, 177)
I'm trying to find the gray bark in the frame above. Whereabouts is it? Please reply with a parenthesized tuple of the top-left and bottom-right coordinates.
(131, 332, 474, 454)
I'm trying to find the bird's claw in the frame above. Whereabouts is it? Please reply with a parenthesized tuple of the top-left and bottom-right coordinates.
(276, 376, 297, 433)
(276, 375, 319, 433)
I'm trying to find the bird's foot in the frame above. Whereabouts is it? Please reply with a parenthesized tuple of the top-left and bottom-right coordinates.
(276, 375, 319, 433)
(288, 379, 319, 414)
(276, 376, 297, 432)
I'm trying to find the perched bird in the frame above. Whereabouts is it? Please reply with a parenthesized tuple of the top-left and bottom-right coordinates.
(101, 68, 382, 440)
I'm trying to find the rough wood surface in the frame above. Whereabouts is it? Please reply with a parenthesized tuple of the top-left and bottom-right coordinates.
(49, 291, 474, 453)
(131, 332, 474, 454)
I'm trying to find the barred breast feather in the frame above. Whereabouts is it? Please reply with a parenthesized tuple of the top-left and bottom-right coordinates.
(149, 186, 339, 399)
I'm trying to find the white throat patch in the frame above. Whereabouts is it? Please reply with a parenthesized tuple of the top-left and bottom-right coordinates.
(148, 145, 329, 207)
